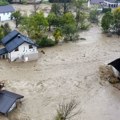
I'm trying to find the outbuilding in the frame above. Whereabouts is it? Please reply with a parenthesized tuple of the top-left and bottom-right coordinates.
(0, 90, 24, 116)
(0, 5, 15, 21)
(108, 58, 120, 78)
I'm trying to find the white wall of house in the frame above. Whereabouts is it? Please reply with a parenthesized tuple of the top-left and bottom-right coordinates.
(0, 12, 12, 21)
(111, 66, 120, 78)
(104, 1, 118, 8)
(8, 43, 38, 62)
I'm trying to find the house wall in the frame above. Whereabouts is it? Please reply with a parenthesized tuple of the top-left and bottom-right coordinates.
(0, 12, 12, 21)
(104, 1, 118, 8)
(8, 43, 38, 62)
(111, 66, 120, 78)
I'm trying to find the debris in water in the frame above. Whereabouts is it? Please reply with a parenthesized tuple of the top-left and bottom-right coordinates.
(99, 65, 119, 84)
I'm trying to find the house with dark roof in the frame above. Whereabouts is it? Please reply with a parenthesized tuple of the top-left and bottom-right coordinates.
(0, 5, 15, 21)
(88, 0, 120, 8)
(0, 30, 38, 62)
(108, 58, 120, 78)
(0, 90, 24, 116)
(104, 0, 120, 8)
(88, 0, 105, 7)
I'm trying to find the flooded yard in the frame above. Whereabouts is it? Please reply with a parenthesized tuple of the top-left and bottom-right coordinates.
(0, 25, 120, 120)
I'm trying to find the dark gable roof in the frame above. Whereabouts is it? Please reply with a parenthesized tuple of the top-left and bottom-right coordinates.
(90, 0, 104, 4)
(108, 58, 120, 72)
(106, 0, 118, 3)
(0, 5, 15, 13)
(0, 90, 24, 115)
(0, 48, 7, 55)
(1, 30, 37, 53)
(2, 30, 19, 45)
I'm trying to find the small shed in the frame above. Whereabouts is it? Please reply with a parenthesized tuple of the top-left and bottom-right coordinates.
(0, 90, 24, 116)
(0, 5, 15, 21)
(108, 58, 120, 78)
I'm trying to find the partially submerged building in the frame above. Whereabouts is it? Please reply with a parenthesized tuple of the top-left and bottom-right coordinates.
(0, 90, 24, 116)
(108, 58, 120, 78)
(0, 30, 38, 62)
(0, 5, 15, 21)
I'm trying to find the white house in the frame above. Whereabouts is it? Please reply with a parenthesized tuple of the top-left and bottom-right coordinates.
(0, 30, 38, 62)
(104, 0, 120, 8)
(0, 5, 15, 21)
(88, 0, 105, 7)
(88, 0, 120, 8)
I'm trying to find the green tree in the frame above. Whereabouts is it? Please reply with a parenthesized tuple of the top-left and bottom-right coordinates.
(11, 11, 22, 28)
(20, 12, 48, 39)
(1, 23, 11, 35)
(0, 27, 5, 40)
(20, 16, 33, 37)
(53, 28, 62, 43)
(59, 12, 77, 41)
(76, 10, 88, 29)
(89, 9, 99, 23)
(113, 7, 120, 33)
(0, 0, 9, 5)
(47, 12, 56, 31)
(62, 12, 76, 25)
(101, 12, 113, 32)
(101, 12, 114, 32)
(50, 3, 61, 15)
(72, 0, 87, 10)
(62, 23, 77, 41)
(32, 12, 48, 35)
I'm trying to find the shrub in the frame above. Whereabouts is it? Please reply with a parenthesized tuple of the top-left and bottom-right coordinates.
(55, 100, 79, 120)
(36, 36, 56, 47)
(101, 12, 114, 32)
(0, 0, 9, 5)
(89, 9, 99, 23)
(80, 23, 90, 30)
(102, 8, 111, 13)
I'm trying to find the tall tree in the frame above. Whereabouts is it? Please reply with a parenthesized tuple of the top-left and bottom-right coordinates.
(47, 12, 57, 31)
(11, 11, 22, 28)
(20, 12, 48, 39)
(101, 12, 114, 32)
(50, 3, 61, 15)
(113, 7, 120, 34)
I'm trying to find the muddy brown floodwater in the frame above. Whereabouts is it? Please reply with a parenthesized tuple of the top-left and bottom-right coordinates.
(0, 25, 120, 120)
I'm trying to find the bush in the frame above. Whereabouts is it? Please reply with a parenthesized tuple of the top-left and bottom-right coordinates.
(55, 100, 79, 120)
(36, 36, 56, 47)
(102, 8, 111, 13)
(0, 0, 9, 5)
(80, 23, 90, 30)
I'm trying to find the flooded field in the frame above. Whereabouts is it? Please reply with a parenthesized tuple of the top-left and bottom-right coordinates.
(0, 25, 120, 120)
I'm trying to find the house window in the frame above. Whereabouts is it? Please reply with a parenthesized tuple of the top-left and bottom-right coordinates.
(15, 47, 19, 52)
(29, 45, 33, 49)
